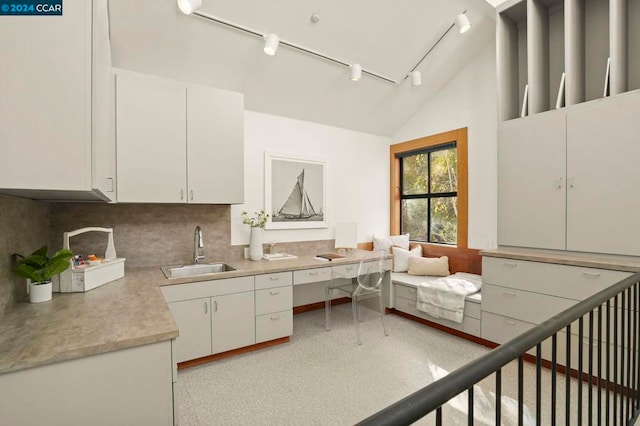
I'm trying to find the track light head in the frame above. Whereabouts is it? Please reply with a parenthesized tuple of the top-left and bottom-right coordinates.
(455, 13, 471, 34)
(263, 33, 280, 56)
(177, 0, 202, 15)
(411, 71, 422, 87)
(350, 64, 362, 82)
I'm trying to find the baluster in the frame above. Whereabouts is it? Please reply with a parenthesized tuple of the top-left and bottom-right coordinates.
(468, 387, 474, 426)
(566, 324, 571, 426)
(578, 317, 584, 425)
(519, 356, 524, 426)
(536, 344, 542, 426)
(552, 333, 557, 426)
(496, 369, 502, 426)
(588, 311, 594, 426)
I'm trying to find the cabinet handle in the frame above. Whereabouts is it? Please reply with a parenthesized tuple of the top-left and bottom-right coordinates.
(190, 189, 194, 200)
(502, 292, 517, 297)
(568, 176, 575, 188)
(180, 189, 184, 200)
(583, 272, 601, 278)
(269, 276, 280, 281)
(214, 300, 218, 312)
(503, 262, 518, 268)
(270, 290, 280, 295)
(270, 315, 280, 320)
(204, 301, 208, 314)
(503, 320, 517, 326)
(106, 177, 114, 192)
(309, 272, 318, 276)
(555, 177, 563, 190)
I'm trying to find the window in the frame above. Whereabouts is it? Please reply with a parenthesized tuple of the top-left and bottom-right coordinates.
(390, 128, 468, 248)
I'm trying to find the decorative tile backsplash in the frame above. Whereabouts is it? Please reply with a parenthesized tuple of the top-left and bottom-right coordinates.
(0, 195, 50, 313)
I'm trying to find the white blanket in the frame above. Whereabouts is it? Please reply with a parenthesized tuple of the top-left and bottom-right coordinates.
(416, 273, 482, 323)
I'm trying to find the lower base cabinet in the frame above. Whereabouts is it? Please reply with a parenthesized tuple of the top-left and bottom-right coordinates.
(167, 298, 211, 362)
(211, 291, 255, 354)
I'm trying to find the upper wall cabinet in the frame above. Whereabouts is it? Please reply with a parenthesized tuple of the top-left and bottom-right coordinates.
(497, 0, 640, 121)
(0, 0, 116, 201)
(115, 69, 244, 204)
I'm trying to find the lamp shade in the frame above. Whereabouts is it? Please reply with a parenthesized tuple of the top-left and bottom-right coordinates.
(335, 223, 358, 249)
(350, 64, 362, 81)
(177, 0, 202, 15)
(455, 13, 471, 34)
(411, 71, 422, 87)
(263, 33, 280, 56)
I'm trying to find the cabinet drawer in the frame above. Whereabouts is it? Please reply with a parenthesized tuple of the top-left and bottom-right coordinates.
(161, 276, 254, 303)
(482, 283, 575, 324)
(481, 311, 535, 344)
(395, 283, 417, 301)
(482, 257, 631, 300)
(255, 286, 293, 315)
(293, 267, 332, 285)
(332, 263, 358, 279)
(256, 310, 293, 343)
(255, 272, 292, 290)
(395, 296, 481, 336)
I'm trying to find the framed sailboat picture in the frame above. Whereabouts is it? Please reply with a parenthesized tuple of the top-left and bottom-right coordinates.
(264, 152, 327, 229)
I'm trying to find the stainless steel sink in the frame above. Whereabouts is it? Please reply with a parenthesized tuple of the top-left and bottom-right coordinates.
(161, 263, 238, 279)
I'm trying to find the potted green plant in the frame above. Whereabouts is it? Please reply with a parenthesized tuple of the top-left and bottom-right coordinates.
(14, 246, 73, 303)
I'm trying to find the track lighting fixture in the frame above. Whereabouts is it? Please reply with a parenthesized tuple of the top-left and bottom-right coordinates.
(350, 64, 362, 82)
(181, 7, 471, 86)
(263, 33, 280, 56)
(411, 71, 422, 87)
(177, 0, 202, 15)
(455, 13, 472, 34)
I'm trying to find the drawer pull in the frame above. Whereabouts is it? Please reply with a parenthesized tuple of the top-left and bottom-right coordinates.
(582, 272, 601, 278)
(309, 272, 319, 276)
(503, 262, 518, 267)
(270, 290, 280, 295)
(204, 301, 208, 314)
(269, 276, 280, 281)
(346, 266, 354, 271)
(502, 292, 517, 297)
(270, 315, 280, 320)
(503, 320, 517, 326)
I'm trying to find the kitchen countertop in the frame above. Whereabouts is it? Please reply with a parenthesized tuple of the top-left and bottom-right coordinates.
(0, 250, 378, 375)
(481, 247, 640, 273)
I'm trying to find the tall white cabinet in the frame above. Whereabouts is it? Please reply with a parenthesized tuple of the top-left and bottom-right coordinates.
(115, 69, 244, 204)
(0, 0, 116, 201)
(496, 0, 640, 257)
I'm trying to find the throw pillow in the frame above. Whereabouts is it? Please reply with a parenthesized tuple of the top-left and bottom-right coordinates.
(372, 234, 410, 254)
(391, 245, 422, 272)
(408, 256, 450, 277)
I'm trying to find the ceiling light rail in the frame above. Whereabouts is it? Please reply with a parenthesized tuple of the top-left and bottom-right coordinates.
(180, 1, 471, 86)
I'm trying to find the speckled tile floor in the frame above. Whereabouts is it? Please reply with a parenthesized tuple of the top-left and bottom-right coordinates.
(177, 305, 618, 425)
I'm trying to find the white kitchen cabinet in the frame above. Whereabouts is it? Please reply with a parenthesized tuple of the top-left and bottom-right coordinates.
(161, 276, 255, 363)
(167, 298, 211, 363)
(115, 69, 244, 204)
(187, 86, 244, 204)
(211, 291, 255, 354)
(115, 71, 187, 203)
(497, 110, 567, 249)
(0, 0, 115, 201)
(566, 91, 640, 256)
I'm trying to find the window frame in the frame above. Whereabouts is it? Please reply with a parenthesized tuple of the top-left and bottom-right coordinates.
(390, 128, 468, 248)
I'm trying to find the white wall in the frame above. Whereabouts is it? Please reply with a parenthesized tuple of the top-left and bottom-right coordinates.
(392, 42, 498, 250)
(231, 112, 390, 246)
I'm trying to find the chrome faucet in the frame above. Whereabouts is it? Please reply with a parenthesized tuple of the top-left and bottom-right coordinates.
(194, 226, 205, 264)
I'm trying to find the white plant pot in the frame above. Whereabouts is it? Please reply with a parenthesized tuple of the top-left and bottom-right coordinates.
(249, 227, 263, 261)
(28, 280, 52, 303)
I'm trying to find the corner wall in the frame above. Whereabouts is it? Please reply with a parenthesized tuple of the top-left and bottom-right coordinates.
(231, 111, 390, 246)
(0, 195, 50, 313)
(391, 42, 498, 250)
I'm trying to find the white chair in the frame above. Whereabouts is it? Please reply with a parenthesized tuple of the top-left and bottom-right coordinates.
(324, 250, 389, 345)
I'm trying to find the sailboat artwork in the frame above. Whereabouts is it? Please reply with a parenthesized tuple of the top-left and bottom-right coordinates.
(273, 169, 324, 222)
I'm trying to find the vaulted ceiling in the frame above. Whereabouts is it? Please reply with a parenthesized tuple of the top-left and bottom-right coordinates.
(108, 0, 497, 136)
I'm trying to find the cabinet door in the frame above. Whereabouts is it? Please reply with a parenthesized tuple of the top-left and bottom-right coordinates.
(497, 111, 566, 249)
(567, 92, 640, 255)
(186, 85, 244, 204)
(167, 298, 211, 363)
(0, 2, 91, 190)
(211, 291, 255, 354)
(116, 70, 187, 202)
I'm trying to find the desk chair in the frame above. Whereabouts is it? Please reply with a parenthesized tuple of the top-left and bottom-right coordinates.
(324, 250, 389, 345)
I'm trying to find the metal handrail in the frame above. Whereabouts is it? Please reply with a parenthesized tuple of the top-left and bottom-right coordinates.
(358, 272, 640, 426)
